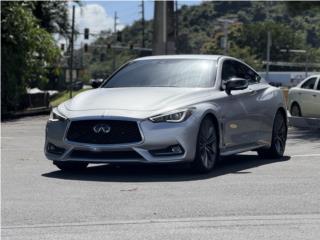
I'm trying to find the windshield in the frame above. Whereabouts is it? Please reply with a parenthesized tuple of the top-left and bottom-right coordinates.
(102, 59, 216, 88)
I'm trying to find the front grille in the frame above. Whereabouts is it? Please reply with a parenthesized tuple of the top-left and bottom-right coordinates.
(66, 120, 142, 144)
(70, 150, 142, 160)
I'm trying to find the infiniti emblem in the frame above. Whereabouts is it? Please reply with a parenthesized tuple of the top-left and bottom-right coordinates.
(93, 124, 111, 134)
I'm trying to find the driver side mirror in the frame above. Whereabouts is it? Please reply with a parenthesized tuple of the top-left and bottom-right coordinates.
(225, 78, 249, 95)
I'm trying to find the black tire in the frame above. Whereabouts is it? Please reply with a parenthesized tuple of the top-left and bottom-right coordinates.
(53, 161, 88, 172)
(191, 116, 219, 173)
(290, 103, 302, 117)
(258, 111, 287, 159)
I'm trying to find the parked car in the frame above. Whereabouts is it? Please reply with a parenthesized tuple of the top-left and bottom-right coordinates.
(288, 75, 320, 118)
(68, 81, 83, 91)
(45, 55, 288, 173)
(269, 82, 282, 87)
(90, 78, 104, 88)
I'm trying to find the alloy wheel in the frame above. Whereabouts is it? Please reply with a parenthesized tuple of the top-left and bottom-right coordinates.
(291, 104, 301, 117)
(273, 114, 287, 156)
(198, 118, 217, 170)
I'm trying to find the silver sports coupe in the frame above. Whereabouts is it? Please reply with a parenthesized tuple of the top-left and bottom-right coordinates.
(45, 55, 288, 173)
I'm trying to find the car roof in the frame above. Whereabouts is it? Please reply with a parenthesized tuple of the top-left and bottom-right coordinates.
(134, 54, 224, 61)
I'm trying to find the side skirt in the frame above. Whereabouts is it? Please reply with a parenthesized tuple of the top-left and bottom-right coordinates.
(220, 143, 270, 156)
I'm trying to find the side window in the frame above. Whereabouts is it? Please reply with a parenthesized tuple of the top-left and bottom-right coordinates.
(301, 77, 317, 89)
(221, 60, 260, 85)
(221, 60, 238, 82)
(236, 62, 261, 84)
(317, 80, 320, 90)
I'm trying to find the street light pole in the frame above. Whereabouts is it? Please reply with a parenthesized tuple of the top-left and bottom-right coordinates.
(305, 53, 309, 77)
(217, 19, 235, 55)
(223, 21, 228, 55)
(113, 11, 118, 71)
(69, 5, 75, 99)
(266, 31, 272, 82)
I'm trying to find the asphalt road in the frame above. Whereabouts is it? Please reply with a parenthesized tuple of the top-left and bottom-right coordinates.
(2, 115, 320, 240)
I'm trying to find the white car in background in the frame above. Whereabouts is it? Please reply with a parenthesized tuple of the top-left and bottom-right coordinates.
(288, 75, 320, 118)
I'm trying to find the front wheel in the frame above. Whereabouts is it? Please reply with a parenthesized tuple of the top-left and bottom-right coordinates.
(258, 111, 287, 159)
(53, 161, 88, 172)
(191, 116, 219, 173)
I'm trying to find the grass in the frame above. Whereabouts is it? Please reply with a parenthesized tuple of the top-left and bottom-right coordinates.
(50, 88, 90, 107)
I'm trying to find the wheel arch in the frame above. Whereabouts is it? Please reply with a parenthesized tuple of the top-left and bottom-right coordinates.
(277, 107, 288, 125)
(290, 101, 300, 111)
(199, 111, 221, 151)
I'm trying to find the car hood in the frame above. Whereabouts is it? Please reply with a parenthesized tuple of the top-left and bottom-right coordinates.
(60, 87, 219, 119)
(66, 87, 213, 111)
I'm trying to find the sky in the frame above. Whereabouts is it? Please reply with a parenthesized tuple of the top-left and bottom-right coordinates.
(57, 0, 202, 47)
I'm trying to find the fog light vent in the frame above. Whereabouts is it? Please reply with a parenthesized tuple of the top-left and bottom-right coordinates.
(149, 145, 184, 156)
(47, 143, 65, 155)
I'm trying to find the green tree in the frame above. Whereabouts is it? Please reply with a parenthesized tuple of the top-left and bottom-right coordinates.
(82, 1, 320, 77)
(286, 1, 320, 15)
(1, 2, 60, 113)
(29, 1, 71, 36)
(235, 22, 306, 62)
(201, 25, 261, 69)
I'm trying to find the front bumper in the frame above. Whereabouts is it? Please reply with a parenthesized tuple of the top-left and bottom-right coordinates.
(44, 116, 200, 164)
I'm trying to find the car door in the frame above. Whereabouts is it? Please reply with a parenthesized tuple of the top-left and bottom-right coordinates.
(219, 59, 266, 150)
(299, 77, 318, 117)
(311, 77, 320, 117)
(238, 63, 272, 140)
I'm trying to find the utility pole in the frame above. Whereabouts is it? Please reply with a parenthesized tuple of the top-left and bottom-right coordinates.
(266, 32, 272, 82)
(113, 11, 118, 71)
(153, 1, 175, 55)
(69, 5, 75, 99)
(175, 0, 178, 50)
(266, 1, 271, 82)
(305, 53, 309, 77)
(114, 11, 118, 34)
(140, 0, 145, 48)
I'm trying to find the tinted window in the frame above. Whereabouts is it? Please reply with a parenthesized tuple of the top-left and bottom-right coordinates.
(221, 60, 238, 81)
(103, 59, 216, 88)
(222, 60, 260, 84)
(317, 80, 320, 90)
(301, 77, 317, 89)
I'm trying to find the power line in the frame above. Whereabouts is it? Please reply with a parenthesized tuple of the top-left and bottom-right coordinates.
(120, 9, 139, 18)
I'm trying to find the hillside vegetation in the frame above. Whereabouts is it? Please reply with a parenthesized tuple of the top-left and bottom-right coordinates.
(81, 1, 320, 80)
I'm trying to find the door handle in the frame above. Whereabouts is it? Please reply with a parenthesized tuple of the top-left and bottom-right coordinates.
(313, 94, 317, 97)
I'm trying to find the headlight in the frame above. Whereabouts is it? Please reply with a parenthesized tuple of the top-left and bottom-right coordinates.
(49, 108, 67, 121)
(149, 109, 193, 123)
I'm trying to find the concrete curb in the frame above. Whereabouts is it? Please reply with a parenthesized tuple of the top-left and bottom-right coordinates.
(1, 107, 51, 121)
(288, 116, 320, 130)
